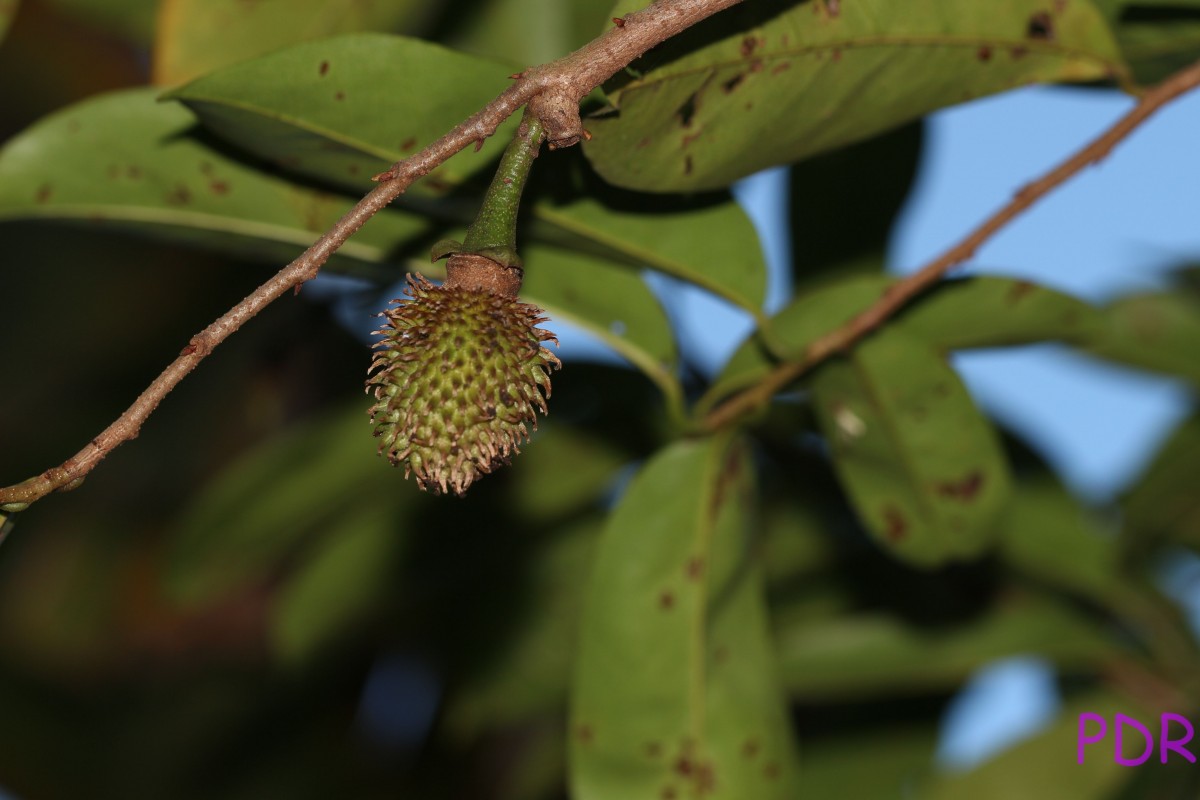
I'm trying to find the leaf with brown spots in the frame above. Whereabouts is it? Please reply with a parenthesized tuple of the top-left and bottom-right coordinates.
(165, 34, 770, 315)
(586, 0, 1124, 191)
(165, 34, 518, 193)
(570, 436, 800, 799)
(810, 330, 1013, 567)
(0, 88, 427, 280)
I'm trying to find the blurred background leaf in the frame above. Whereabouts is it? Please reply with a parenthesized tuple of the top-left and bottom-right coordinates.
(154, 0, 439, 85)
(1094, 0, 1200, 84)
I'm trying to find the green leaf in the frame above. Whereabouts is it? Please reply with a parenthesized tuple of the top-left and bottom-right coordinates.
(703, 276, 1101, 415)
(999, 471, 1200, 684)
(1122, 412, 1200, 551)
(999, 474, 1124, 605)
(531, 191, 769, 314)
(1094, 0, 1200, 84)
(897, 277, 1104, 350)
(586, 0, 1124, 191)
(270, 501, 403, 666)
(776, 591, 1117, 700)
(919, 692, 1144, 800)
(1088, 292, 1200, 384)
(759, 498, 837, 586)
(521, 242, 682, 400)
(811, 331, 1012, 567)
(168, 401, 411, 606)
(154, 0, 436, 85)
(702, 275, 891, 413)
(570, 436, 800, 799)
(0, 88, 427, 279)
(167, 37, 770, 313)
(165, 34, 519, 193)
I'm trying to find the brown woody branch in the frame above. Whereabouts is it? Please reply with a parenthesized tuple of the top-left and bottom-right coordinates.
(703, 57, 1200, 433)
(0, 0, 746, 510)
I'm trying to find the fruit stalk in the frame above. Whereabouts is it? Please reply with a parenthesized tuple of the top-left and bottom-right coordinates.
(434, 111, 546, 298)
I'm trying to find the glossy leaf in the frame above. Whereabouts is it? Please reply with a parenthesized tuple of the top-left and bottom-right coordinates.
(586, 0, 1125, 191)
(165, 34, 518, 192)
(167, 402, 410, 606)
(0, 88, 428, 279)
(522, 242, 682, 397)
(270, 502, 402, 665)
(1094, 0, 1200, 84)
(811, 331, 1012, 567)
(1088, 292, 1200, 384)
(532, 192, 768, 313)
(1123, 413, 1200, 551)
(154, 0, 435, 85)
(703, 276, 1101, 414)
(168, 36, 770, 312)
(776, 592, 1116, 699)
(570, 437, 800, 799)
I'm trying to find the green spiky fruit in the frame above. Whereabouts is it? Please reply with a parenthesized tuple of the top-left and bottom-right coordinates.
(367, 274, 559, 496)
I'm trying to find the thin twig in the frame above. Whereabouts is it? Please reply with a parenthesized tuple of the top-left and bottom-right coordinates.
(0, 0, 745, 510)
(703, 58, 1200, 433)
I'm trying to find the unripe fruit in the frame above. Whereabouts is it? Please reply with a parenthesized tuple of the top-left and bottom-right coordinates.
(366, 274, 559, 496)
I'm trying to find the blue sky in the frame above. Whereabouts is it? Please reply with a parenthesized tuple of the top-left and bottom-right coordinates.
(314, 82, 1200, 773)
(646, 84, 1200, 769)
(657, 83, 1200, 504)
(892, 85, 1200, 504)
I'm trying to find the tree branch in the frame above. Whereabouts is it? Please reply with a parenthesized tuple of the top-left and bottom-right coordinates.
(703, 57, 1200, 433)
(0, 0, 746, 511)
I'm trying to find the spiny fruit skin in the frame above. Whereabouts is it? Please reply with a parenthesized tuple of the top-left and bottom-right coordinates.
(367, 275, 559, 496)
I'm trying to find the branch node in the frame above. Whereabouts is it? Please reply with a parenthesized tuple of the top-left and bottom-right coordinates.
(529, 91, 584, 149)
